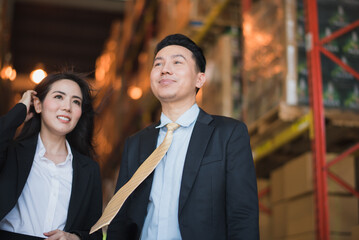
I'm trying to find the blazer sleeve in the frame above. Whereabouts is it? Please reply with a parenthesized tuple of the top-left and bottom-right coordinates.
(226, 122, 259, 240)
(0, 103, 27, 170)
(71, 161, 103, 240)
(106, 139, 135, 240)
(88, 162, 103, 240)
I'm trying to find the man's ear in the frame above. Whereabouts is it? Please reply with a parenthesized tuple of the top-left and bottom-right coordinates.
(33, 97, 42, 113)
(195, 72, 206, 89)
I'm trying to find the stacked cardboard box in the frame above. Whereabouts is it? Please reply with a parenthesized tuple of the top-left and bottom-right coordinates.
(269, 152, 358, 239)
(286, 195, 357, 236)
(257, 179, 271, 240)
(270, 167, 287, 240)
(283, 152, 356, 197)
(352, 225, 359, 240)
(285, 232, 351, 240)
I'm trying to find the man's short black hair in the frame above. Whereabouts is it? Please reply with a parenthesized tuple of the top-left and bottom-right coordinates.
(154, 34, 206, 73)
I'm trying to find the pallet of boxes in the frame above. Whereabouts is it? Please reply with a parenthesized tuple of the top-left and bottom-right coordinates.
(243, 0, 359, 133)
(270, 152, 357, 240)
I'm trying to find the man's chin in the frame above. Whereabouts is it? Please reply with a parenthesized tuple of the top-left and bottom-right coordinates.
(157, 93, 177, 102)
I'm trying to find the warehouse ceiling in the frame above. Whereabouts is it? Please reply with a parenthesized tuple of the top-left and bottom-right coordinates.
(9, 0, 125, 75)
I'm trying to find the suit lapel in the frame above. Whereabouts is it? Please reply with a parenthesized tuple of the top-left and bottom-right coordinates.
(139, 124, 159, 165)
(65, 151, 90, 230)
(16, 135, 38, 195)
(128, 124, 160, 228)
(135, 124, 159, 194)
(179, 109, 214, 215)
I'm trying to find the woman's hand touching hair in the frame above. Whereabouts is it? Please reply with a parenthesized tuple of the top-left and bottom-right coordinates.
(19, 90, 37, 122)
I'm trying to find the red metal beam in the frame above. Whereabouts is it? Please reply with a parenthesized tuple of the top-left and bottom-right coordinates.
(326, 143, 359, 168)
(304, 0, 330, 239)
(258, 187, 270, 199)
(258, 201, 271, 215)
(319, 46, 359, 81)
(327, 171, 359, 199)
(258, 187, 271, 214)
(320, 19, 359, 45)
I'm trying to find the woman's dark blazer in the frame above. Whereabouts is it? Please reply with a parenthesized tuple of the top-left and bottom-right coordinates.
(0, 103, 103, 240)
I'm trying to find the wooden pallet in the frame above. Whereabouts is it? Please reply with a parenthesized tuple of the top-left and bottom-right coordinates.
(248, 101, 308, 146)
(325, 109, 359, 128)
(249, 102, 359, 178)
(249, 101, 359, 145)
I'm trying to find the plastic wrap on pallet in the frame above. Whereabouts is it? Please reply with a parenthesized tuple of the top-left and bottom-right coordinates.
(244, 0, 359, 126)
(243, 0, 285, 125)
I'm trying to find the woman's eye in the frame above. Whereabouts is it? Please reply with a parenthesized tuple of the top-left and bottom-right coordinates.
(154, 62, 161, 67)
(174, 60, 182, 64)
(54, 95, 63, 99)
(73, 100, 81, 106)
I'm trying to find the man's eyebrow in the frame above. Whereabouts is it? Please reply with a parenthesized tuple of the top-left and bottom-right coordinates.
(154, 56, 163, 62)
(172, 54, 186, 60)
(154, 54, 187, 61)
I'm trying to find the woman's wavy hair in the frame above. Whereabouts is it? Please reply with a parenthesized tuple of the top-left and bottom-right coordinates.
(16, 72, 96, 159)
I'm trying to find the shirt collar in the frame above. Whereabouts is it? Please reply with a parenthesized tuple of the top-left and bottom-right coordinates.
(36, 134, 73, 164)
(156, 103, 200, 129)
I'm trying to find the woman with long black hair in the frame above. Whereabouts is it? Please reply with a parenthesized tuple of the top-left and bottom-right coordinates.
(0, 72, 102, 240)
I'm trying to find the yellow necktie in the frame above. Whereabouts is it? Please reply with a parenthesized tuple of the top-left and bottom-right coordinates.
(90, 122, 180, 234)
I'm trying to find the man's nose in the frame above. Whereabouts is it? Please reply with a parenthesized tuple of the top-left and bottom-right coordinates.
(161, 62, 172, 75)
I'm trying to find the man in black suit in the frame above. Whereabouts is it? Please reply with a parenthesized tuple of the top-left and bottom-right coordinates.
(107, 34, 259, 240)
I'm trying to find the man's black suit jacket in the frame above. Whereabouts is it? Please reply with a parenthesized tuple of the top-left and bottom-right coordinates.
(0, 104, 103, 240)
(107, 108, 259, 240)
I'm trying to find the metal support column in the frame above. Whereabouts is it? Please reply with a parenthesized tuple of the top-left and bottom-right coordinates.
(303, 0, 330, 239)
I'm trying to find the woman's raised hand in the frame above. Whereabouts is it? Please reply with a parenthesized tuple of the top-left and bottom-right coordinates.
(19, 90, 37, 122)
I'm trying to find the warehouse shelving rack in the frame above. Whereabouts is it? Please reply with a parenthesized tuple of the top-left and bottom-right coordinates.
(252, 0, 359, 239)
(305, 0, 359, 239)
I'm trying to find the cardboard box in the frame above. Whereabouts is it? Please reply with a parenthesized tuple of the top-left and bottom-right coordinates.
(272, 202, 287, 239)
(257, 178, 270, 204)
(286, 194, 358, 236)
(257, 179, 271, 240)
(283, 152, 313, 200)
(285, 232, 351, 240)
(283, 152, 356, 199)
(327, 153, 356, 194)
(259, 212, 271, 240)
(270, 167, 285, 203)
(352, 224, 359, 240)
